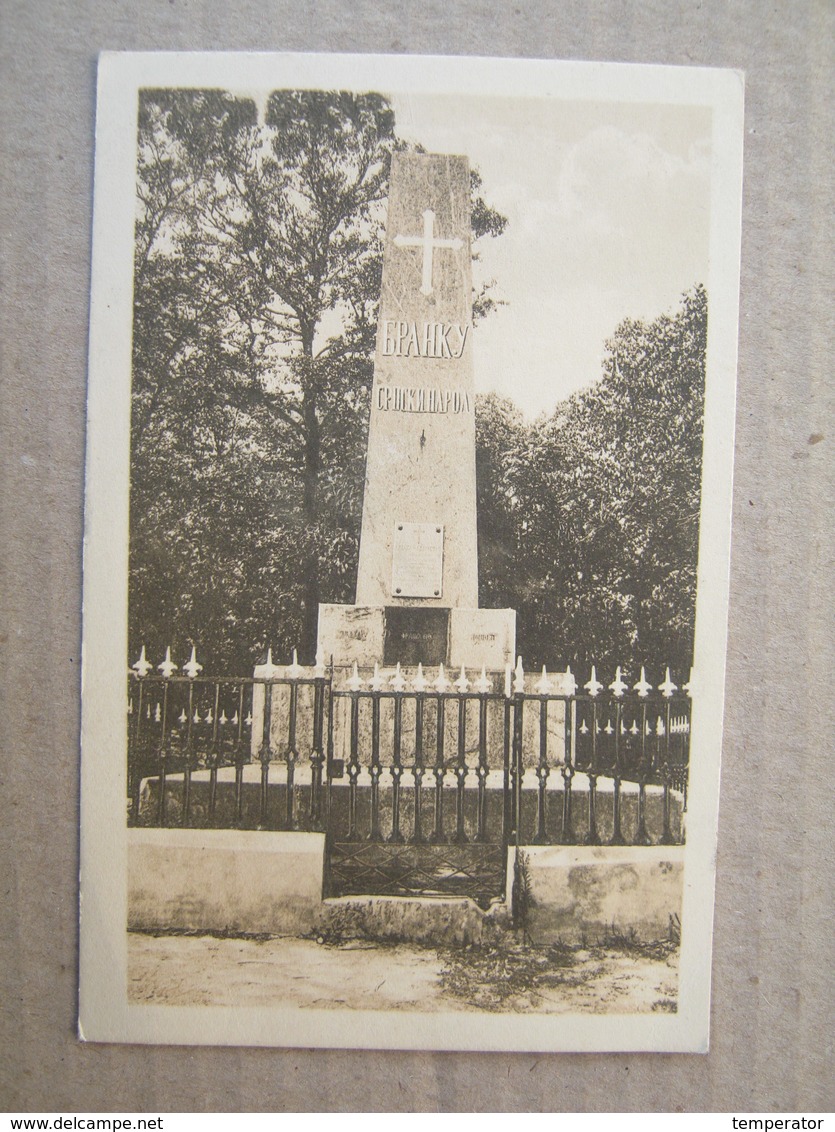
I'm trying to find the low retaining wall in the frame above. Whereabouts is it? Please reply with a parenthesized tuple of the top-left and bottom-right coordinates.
(128, 828, 325, 936)
(127, 828, 683, 946)
(513, 844, 684, 945)
(138, 772, 684, 846)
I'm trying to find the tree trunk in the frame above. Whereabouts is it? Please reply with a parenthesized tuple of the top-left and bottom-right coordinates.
(299, 347, 321, 663)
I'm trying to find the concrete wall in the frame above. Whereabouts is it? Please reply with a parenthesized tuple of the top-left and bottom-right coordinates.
(127, 826, 682, 946)
(514, 844, 684, 945)
(128, 828, 325, 936)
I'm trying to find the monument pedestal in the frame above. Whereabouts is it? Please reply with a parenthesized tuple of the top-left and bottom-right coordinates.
(318, 602, 515, 671)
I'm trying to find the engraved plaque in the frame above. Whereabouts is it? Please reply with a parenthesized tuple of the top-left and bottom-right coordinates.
(391, 521, 444, 598)
(384, 608, 450, 666)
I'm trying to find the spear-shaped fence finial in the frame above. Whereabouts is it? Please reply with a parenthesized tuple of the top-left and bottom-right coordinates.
(286, 648, 304, 679)
(609, 666, 628, 698)
(370, 662, 384, 692)
(345, 662, 363, 692)
(261, 647, 280, 680)
(389, 661, 407, 693)
(158, 647, 177, 679)
(659, 667, 678, 698)
(513, 656, 525, 694)
(563, 664, 578, 696)
(535, 665, 553, 695)
(474, 665, 491, 694)
(313, 646, 326, 679)
(633, 666, 652, 698)
(454, 665, 470, 693)
(433, 663, 451, 694)
(132, 645, 152, 678)
(413, 662, 429, 693)
(183, 646, 203, 680)
(584, 664, 603, 697)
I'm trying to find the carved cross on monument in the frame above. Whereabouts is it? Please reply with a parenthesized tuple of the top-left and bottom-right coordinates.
(316, 151, 516, 671)
(393, 208, 464, 296)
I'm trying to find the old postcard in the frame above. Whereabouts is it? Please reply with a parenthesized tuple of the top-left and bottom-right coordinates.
(80, 51, 744, 1051)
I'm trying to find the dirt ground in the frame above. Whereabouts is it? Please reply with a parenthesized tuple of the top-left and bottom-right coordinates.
(128, 931, 679, 1014)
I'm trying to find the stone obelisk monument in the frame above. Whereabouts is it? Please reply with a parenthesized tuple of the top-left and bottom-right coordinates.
(318, 152, 515, 670)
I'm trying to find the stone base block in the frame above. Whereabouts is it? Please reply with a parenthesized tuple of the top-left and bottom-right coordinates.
(317, 604, 385, 668)
(128, 828, 325, 936)
(511, 844, 684, 945)
(317, 602, 515, 670)
(449, 607, 516, 669)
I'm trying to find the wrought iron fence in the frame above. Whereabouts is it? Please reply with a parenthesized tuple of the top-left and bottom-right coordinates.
(127, 647, 691, 852)
(127, 646, 329, 829)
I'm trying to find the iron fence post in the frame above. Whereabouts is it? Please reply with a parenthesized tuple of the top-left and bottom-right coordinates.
(454, 693, 468, 844)
(413, 691, 426, 844)
(234, 684, 245, 824)
(476, 693, 489, 843)
(129, 678, 145, 824)
(346, 690, 361, 842)
(157, 680, 170, 826)
(560, 696, 575, 844)
(635, 700, 651, 845)
(610, 698, 626, 845)
(208, 683, 220, 823)
(369, 690, 383, 841)
(182, 679, 194, 827)
(585, 698, 600, 845)
(513, 690, 524, 845)
(259, 678, 272, 829)
(430, 693, 446, 844)
(660, 698, 675, 845)
(502, 695, 512, 843)
(310, 673, 326, 827)
(534, 696, 549, 843)
(389, 691, 405, 843)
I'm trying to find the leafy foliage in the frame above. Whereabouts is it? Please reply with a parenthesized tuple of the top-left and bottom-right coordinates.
(476, 286, 707, 675)
(129, 88, 506, 670)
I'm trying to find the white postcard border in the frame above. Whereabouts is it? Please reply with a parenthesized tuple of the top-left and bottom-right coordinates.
(80, 51, 744, 1052)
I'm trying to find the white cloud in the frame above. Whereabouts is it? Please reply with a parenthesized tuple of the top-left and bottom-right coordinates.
(391, 93, 712, 416)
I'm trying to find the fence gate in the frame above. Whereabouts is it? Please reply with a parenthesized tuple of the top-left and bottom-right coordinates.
(324, 672, 512, 909)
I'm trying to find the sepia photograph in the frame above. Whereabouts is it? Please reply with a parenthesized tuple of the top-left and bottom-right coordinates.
(79, 51, 744, 1052)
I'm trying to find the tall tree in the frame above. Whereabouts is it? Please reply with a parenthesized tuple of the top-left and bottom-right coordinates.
(130, 89, 506, 669)
(504, 286, 707, 675)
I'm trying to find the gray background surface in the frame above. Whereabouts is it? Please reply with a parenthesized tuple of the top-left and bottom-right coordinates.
(1, 0, 832, 1112)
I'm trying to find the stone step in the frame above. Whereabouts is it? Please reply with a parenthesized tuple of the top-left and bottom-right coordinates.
(319, 891, 511, 948)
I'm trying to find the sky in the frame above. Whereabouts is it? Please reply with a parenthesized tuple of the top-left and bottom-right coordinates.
(388, 91, 712, 418)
